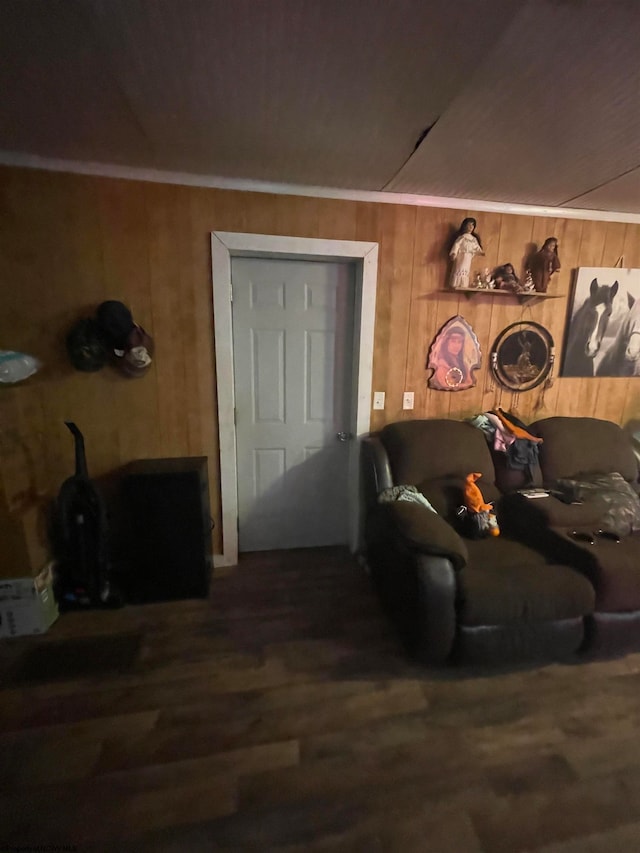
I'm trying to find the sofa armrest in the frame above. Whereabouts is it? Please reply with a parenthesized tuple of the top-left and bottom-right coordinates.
(374, 502, 468, 569)
(361, 436, 393, 513)
(367, 539, 457, 664)
(412, 554, 457, 663)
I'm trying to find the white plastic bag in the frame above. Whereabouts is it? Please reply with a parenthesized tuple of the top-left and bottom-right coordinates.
(0, 351, 42, 383)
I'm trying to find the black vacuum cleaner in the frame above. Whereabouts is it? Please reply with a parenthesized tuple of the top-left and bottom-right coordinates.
(52, 422, 121, 608)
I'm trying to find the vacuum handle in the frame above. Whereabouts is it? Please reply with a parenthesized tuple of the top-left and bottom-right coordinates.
(64, 421, 88, 479)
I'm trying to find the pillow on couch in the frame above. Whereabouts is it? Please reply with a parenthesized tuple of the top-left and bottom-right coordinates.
(553, 472, 640, 538)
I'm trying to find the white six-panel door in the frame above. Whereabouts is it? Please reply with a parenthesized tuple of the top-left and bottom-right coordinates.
(231, 256, 355, 551)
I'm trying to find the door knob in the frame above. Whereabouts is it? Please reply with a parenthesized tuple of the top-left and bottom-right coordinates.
(336, 431, 351, 442)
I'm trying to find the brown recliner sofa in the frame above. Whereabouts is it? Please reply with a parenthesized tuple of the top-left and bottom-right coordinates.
(501, 416, 640, 656)
(362, 419, 595, 665)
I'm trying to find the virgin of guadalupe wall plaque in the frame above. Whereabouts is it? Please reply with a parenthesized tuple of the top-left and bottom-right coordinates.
(427, 316, 481, 391)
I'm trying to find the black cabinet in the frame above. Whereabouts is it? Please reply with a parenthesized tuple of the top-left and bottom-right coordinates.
(120, 457, 212, 603)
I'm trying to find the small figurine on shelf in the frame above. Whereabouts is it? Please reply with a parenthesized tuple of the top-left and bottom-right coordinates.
(449, 217, 485, 290)
(483, 268, 495, 289)
(523, 269, 535, 292)
(493, 262, 522, 292)
(529, 237, 561, 293)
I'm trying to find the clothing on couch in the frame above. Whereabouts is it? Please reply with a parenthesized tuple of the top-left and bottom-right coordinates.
(469, 409, 541, 471)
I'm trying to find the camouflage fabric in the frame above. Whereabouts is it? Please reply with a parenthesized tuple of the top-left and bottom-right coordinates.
(553, 472, 640, 538)
(378, 485, 437, 513)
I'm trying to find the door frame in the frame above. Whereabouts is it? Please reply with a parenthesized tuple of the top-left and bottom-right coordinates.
(211, 231, 379, 567)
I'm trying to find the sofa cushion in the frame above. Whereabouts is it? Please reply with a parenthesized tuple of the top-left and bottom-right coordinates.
(553, 531, 640, 612)
(531, 417, 639, 483)
(465, 536, 546, 572)
(458, 558, 595, 626)
(380, 420, 495, 492)
(499, 492, 607, 530)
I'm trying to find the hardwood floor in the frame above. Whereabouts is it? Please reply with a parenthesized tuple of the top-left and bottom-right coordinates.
(2, 547, 640, 851)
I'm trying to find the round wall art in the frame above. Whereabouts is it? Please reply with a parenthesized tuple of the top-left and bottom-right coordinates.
(490, 321, 555, 392)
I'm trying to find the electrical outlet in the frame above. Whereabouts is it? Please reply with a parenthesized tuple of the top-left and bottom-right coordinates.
(373, 391, 385, 410)
(403, 391, 414, 410)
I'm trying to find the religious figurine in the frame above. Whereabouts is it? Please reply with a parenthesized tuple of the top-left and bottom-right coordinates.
(529, 238, 561, 293)
(448, 218, 485, 290)
(523, 269, 535, 292)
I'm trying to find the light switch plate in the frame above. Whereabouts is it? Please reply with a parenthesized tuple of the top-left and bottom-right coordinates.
(403, 391, 414, 410)
(373, 391, 385, 410)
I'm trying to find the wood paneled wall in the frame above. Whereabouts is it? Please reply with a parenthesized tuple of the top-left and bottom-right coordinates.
(1, 166, 640, 556)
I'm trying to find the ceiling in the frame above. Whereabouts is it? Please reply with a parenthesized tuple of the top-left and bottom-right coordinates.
(0, 0, 638, 213)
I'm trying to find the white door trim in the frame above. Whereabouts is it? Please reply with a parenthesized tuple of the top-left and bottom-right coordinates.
(211, 231, 379, 567)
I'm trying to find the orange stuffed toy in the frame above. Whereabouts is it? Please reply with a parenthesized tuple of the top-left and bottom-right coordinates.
(463, 472, 500, 537)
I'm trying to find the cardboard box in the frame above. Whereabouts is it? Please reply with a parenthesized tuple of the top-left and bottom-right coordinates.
(0, 498, 51, 580)
(0, 563, 59, 638)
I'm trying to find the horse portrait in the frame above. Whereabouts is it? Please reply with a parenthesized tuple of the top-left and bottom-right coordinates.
(561, 277, 618, 377)
(597, 293, 640, 376)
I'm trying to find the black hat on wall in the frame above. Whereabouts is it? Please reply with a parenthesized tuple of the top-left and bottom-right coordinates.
(115, 325, 154, 379)
(66, 318, 108, 372)
(67, 300, 154, 378)
(95, 301, 136, 350)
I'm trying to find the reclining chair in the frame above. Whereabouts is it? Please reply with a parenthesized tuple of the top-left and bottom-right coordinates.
(362, 419, 595, 665)
(502, 416, 640, 656)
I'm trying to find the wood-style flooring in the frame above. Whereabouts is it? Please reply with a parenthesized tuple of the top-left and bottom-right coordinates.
(2, 547, 640, 851)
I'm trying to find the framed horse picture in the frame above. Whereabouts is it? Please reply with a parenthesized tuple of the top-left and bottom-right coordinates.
(561, 267, 640, 377)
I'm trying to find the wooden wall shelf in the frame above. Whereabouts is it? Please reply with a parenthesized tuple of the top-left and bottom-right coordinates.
(440, 288, 563, 306)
